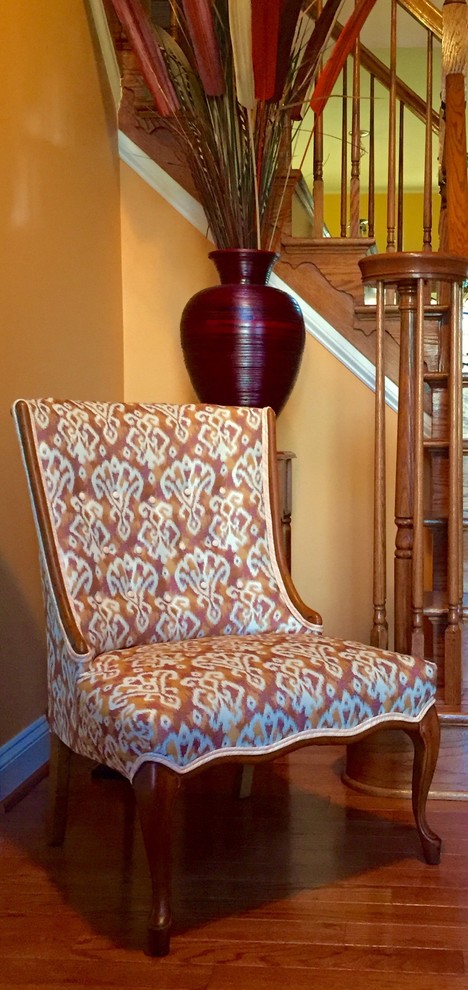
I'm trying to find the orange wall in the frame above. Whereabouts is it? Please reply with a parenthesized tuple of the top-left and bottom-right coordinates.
(120, 163, 398, 645)
(120, 163, 214, 403)
(1, 3, 400, 753)
(1, 1, 124, 745)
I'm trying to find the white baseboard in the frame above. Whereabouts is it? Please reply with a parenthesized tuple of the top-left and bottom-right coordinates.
(0, 716, 50, 802)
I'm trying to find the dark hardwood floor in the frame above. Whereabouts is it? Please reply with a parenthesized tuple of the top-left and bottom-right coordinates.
(1, 745, 468, 989)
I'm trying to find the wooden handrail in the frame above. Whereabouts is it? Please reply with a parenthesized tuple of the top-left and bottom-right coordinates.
(330, 24, 440, 131)
(397, 0, 442, 39)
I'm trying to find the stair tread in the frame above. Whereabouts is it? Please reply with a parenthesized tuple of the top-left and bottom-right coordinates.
(422, 589, 468, 617)
(354, 304, 451, 319)
(424, 371, 468, 382)
(435, 696, 468, 719)
(424, 515, 468, 526)
(423, 439, 468, 450)
(282, 235, 376, 250)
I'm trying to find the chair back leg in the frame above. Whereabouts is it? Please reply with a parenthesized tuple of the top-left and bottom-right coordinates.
(48, 733, 72, 847)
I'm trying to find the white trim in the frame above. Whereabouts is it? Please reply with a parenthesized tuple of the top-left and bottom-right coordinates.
(118, 131, 399, 411)
(118, 132, 209, 234)
(129, 699, 436, 780)
(270, 272, 399, 412)
(87, 0, 122, 109)
(0, 716, 49, 802)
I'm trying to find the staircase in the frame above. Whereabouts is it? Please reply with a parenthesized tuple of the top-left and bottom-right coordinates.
(103, 0, 468, 730)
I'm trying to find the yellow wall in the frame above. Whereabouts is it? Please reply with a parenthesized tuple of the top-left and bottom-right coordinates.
(120, 164, 398, 645)
(1, 0, 124, 745)
(278, 335, 398, 644)
(323, 192, 441, 252)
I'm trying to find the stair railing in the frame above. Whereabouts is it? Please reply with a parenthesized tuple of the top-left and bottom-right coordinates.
(300, 0, 443, 256)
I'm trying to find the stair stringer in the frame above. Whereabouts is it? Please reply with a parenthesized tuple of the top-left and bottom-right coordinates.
(277, 240, 403, 387)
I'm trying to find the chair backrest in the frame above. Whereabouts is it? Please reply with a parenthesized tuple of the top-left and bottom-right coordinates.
(14, 400, 317, 656)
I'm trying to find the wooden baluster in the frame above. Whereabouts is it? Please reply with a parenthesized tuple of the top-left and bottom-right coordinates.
(360, 253, 468, 687)
(350, 38, 361, 238)
(312, 115, 324, 238)
(423, 31, 433, 252)
(312, 0, 324, 239)
(371, 279, 388, 648)
(368, 74, 375, 240)
(312, 112, 324, 238)
(438, 105, 448, 252)
(386, 0, 397, 253)
(394, 278, 416, 655)
(445, 279, 463, 704)
(397, 103, 405, 252)
(411, 278, 426, 658)
(431, 286, 449, 670)
(443, 0, 468, 254)
(340, 63, 348, 238)
(276, 451, 295, 571)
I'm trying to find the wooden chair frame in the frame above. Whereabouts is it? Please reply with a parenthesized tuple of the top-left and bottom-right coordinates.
(14, 400, 442, 956)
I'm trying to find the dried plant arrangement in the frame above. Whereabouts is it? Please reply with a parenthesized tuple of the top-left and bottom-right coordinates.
(110, 0, 378, 249)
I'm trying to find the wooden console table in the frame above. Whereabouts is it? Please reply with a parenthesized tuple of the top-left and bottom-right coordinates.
(277, 451, 295, 571)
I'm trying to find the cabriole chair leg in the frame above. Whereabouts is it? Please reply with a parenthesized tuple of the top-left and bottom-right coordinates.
(133, 762, 181, 956)
(406, 705, 442, 865)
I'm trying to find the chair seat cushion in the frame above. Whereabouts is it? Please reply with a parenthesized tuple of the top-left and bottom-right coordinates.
(71, 632, 437, 779)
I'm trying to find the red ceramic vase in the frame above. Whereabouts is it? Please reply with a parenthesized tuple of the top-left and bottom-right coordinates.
(180, 249, 305, 415)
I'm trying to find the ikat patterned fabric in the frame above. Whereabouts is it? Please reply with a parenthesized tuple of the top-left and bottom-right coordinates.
(14, 399, 437, 780)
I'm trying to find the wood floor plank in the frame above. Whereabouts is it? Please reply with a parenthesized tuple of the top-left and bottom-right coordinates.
(0, 960, 213, 990)
(1, 748, 467, 985)
(144, 938, 466, 974)
(344, 920, 468, 950)
(206, 967, 468, 990)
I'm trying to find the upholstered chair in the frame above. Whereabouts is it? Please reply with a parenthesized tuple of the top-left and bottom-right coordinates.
(13, 399, 441, 956)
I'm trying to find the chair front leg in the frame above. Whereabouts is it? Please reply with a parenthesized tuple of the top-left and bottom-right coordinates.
(406, 704, 442, 865)
(133, 762, 181, 956)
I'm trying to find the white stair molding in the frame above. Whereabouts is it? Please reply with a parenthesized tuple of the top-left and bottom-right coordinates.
(87, 0, 122, 109)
